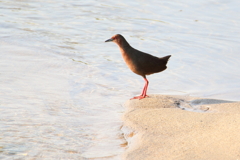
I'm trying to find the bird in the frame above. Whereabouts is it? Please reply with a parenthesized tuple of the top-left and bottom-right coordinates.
(105, 34, 171, 100)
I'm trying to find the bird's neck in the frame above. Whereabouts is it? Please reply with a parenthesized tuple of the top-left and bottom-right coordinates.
(115, 39, 136, 69)
(116, 39, 132, 56)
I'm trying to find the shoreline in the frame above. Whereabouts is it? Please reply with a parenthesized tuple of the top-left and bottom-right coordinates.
(122, 95, 240, 160)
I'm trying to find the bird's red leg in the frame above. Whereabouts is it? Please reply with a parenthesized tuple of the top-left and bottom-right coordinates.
(142, 78, 149, 98)
(131, 77, 149, 100)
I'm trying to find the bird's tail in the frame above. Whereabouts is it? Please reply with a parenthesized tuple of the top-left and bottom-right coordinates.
(161, 55, 171, 63)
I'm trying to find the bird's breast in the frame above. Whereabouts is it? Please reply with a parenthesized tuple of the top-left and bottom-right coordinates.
(120, 49, 140, 75)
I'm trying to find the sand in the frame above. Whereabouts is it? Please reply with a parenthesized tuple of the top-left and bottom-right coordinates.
(122, 95, 240, 160)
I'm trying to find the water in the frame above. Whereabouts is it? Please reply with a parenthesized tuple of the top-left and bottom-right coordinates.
(1, 0, 240, 159)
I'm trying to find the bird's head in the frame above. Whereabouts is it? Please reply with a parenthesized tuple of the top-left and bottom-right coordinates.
(105, 34, 123, 44)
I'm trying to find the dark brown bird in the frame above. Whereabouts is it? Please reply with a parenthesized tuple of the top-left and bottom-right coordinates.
(105, 34, 171, 100)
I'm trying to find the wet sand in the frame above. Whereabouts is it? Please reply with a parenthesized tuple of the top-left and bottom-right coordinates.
(122, 95, 240, 160)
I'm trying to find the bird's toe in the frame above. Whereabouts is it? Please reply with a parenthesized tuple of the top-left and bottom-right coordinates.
(130, 95, 149, 100)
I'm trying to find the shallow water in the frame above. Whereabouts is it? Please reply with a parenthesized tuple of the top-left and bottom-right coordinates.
(1, 0, 240, 159)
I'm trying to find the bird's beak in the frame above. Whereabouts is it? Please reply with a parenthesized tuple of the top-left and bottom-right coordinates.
(105, 38, 113, 42)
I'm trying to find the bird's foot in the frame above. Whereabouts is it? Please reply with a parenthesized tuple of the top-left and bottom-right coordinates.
(130, 95, 149, 100)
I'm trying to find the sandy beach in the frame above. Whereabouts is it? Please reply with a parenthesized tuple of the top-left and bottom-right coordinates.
(122, 95, 240, 160)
